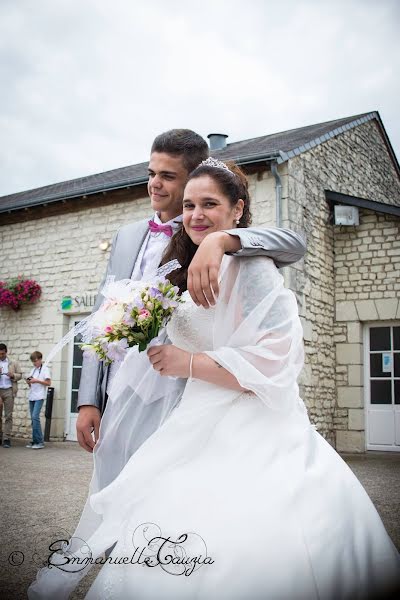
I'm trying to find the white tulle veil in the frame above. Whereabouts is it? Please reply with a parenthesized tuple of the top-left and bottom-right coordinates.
(28, 255, 306, 599)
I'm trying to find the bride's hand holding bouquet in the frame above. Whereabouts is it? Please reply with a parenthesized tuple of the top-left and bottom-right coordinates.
(81, 276, 183, 363)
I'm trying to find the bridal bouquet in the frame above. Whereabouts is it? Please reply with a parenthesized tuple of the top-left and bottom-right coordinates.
(80, 276, 182, 364)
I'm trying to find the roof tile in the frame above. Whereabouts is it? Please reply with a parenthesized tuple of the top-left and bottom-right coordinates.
(0, 112, 380, 212)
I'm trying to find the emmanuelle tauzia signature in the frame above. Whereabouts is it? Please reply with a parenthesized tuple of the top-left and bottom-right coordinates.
(29, 522, 214, 577)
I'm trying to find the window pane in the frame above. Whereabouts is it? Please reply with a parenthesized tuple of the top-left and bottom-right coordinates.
(73, 343, 84, 367)
(395, 381, 400, 405)
(72, 367, 82, 390)
(394, 327, 400, 351)
(370, 380, 392, 404)
(395, 353, 400, 378)
(71, 390, 78, 413)
(73, 325, 83, 344)
(369, 327, 391, 351)
(370, 354, 391, 378)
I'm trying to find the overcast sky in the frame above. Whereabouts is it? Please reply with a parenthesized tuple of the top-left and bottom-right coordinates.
(1, 0, 399, 197)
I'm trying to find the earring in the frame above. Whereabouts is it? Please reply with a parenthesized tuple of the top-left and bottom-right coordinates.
(236, 219, 240, 224)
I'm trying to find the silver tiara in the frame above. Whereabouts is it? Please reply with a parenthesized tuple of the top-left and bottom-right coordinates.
(199, 156, 232, 174)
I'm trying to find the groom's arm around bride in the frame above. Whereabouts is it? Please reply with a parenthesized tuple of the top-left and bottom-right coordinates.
(75, 128, 306, 453)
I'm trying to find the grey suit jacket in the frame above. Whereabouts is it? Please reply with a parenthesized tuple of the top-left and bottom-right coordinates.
(77, 221, 306, 412)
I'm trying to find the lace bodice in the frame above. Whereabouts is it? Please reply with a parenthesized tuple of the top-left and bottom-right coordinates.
(167, 291, 215, 353)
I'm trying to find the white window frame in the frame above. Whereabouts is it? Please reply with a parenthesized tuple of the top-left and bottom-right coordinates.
(64, 313, 89, 441)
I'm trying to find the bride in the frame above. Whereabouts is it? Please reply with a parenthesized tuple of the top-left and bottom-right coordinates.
(29, 159, 400, 599)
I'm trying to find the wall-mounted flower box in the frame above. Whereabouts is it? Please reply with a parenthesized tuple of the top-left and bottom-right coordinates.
(0, 277, 41, 311)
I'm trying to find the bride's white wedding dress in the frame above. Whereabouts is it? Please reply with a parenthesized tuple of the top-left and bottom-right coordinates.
(29, 257, 400, 600)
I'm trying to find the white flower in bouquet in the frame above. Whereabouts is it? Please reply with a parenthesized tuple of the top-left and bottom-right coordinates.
(80, 276, 182, 364)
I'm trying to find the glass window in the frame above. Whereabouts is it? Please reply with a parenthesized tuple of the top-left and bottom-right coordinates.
(72, 367, 81, 391)
(395, 381, 400, 405)
(370, 380, 392, 404)
(70, 321, 84, 414)
(370, 353, 391, 378)
(369, 327, 391, 351)
(394, 353, 400, 378)
(394, 327, 400, 350)
(71, 390, 78, 413)
(73, 343, 84, 367)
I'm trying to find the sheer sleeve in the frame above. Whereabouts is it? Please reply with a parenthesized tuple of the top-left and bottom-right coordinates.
(205, 256, 304, 413)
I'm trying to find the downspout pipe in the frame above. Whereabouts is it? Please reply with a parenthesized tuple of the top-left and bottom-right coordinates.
(271, 161, 282, 228)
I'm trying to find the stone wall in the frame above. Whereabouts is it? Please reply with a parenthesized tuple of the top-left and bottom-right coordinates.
(0, 187, 152, 439)
(0, 171, 276, 440)
(279, 120, 400, 447)
(334, 209, 400, 452)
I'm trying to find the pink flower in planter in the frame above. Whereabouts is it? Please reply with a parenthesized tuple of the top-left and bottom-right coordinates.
(0, 277, 41, 311)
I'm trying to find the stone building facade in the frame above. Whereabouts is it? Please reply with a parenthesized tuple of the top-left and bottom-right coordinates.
(0, 111, 399, 452)
(276, 117, 400, 449)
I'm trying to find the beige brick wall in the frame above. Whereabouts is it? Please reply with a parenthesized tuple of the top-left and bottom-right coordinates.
(334, 209, 400, 451)
(0, 171, 276, 440)
(0, 187, 153, 439)
(279, 120, 400, 448)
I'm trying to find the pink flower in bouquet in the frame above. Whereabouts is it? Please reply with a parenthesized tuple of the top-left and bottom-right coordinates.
(137, 309, 151, 322)
(105, 325, 113, 333)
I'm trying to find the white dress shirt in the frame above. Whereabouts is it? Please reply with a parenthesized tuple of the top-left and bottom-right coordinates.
(107, 213, 183, 393)
(131, 212, 183, 280)
(0, 358, 12, 389)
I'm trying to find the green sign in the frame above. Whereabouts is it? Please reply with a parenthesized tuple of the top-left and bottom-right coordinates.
(61, 296, 73, 310)
(60, 294, 97, 313)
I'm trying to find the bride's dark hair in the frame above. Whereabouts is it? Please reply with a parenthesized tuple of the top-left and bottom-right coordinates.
(161, 161, 252, 293)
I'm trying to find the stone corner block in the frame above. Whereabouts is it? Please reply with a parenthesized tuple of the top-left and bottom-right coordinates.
(348, 408, 365, 431)
(347, 322, 362, 343)
(336, 343, 363, 365)
(348, 365, 363, 386)
(337, 386, 363, 408)
(336, 430, 365, 453)
(375, 299, 399, 320)
(355, 300, 378, 321)
(335, 301, 358, 322)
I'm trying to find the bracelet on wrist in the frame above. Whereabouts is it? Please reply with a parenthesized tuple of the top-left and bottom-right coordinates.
(189, 353, 194, 381)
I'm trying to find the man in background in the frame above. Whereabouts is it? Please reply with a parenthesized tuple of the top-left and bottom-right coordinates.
(0, 343, 22, 448)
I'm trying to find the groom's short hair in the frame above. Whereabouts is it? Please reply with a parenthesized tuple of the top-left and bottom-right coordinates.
(151, 129, 209, 174)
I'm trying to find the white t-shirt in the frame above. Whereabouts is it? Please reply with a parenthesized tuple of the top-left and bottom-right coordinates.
(28, 364, 51, 401)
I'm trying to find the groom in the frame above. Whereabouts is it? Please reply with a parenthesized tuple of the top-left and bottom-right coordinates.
(76, 129, 306, 452)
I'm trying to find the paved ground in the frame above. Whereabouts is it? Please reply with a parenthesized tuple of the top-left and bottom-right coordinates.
(1, 439, 399, 599)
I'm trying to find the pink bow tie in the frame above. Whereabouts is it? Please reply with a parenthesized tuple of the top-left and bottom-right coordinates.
(148, 219, 173, 237)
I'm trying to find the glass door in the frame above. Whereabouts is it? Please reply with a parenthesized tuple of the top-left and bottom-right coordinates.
(365, 324, 400, 451)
